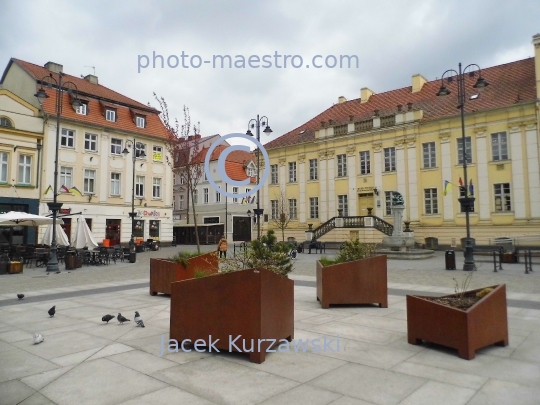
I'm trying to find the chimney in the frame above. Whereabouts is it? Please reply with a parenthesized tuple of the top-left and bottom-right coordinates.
(84, 74, 98, 85)
(397, 104, 403, 112)
(412, 74, 427, 93)
(360, 87, 374, 103)
(533, 34, 540, 100)
(407, 102, 413, 111)
(338, 96, 347, 104)
(44, 61, 63, 73)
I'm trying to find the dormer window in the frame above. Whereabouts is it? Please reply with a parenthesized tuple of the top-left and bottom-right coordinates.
(136, 116, 145, 128)
(106, 109, 116, 122)
(247, 167, 256, 177)
(76, 103, 87, 115)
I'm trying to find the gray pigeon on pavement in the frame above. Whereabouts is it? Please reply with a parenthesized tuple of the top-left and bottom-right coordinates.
(48, 306, 56, 317)
(17, 294, 24, 300)
(102, 314, 114, 323)
(33, 333, 44, 344)
(134, 311, 145, 328)
(117, 313, 130, 324)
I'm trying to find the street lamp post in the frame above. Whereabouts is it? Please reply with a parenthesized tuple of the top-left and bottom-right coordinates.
(246, 115, 272, 240)
(35, 73, 81, 272)
(436, 63, 489, 271)
(123, 140, 146, 255)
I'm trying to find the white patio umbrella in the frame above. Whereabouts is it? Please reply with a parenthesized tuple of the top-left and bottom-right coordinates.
(0, 211, 57, 226)
(41, 224, 70, 246)
(72, 214, 99, 249)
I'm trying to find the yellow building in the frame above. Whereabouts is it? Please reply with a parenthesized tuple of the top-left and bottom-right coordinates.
(263, 35, 540, 246)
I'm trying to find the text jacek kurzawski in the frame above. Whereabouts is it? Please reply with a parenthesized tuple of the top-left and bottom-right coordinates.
(158, 334, 340, 357)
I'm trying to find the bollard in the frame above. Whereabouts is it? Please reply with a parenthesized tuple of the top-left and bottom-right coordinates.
(493, 251, 498, 272)
(525, 251, 531, 274)
(498, 250, 503, 271)
(529, 250, 534, 273)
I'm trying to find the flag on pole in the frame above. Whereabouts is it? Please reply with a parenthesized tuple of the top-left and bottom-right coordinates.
(43, 185, 52, 195)
(60, 185, 70, 193)
(444, 180, 452, 196)
(70, 186, 83, 196)
(458, 177, 464, 186)
(469, 179, 474, 196)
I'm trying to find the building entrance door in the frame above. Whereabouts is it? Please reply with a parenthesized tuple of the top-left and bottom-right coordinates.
(233, 216, 251, 242)
(358, 193, 375, 216)
(61, 218, 72, 243)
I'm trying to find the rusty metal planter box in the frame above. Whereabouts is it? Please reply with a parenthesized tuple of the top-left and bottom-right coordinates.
(316, 255, 388, 309)
(406, 284, 509, 360)
(170, 268, 294, 363)
(8, 261, 23, 274)
(150, 252, 218, 295)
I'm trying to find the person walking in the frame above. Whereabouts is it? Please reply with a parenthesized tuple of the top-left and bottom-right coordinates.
(217, 237, 228, 258)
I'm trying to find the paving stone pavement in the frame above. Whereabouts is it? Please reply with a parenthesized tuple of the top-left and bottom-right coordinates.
(0, 246, 539, 404)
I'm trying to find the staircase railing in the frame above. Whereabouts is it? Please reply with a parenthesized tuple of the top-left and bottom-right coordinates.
(311, 215, 394, 240)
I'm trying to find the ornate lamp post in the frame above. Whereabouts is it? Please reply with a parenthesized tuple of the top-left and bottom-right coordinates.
(122, 139, 146, 256)
(35, 73, 81, 272)
(436, 63, 489, 271)
(246, 115, 272, 240)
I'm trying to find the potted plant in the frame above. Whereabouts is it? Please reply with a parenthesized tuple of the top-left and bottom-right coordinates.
(406, 273, 508, 359)
(169, 230, 294, 363)
(316, 239, 387, 309)
(150, 251, 219, 295)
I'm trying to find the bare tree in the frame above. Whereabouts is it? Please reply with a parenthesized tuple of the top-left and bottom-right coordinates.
(271, 189, 292, 242)
(154, 95, 204, 253)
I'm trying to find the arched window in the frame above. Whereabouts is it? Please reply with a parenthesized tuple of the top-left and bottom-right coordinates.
(0, 117, 13, 128)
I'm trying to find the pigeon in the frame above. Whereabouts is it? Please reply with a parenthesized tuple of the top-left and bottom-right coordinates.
(102, 314, 115, 323)
(117, 313, 130, 324)
(48, 306, 56, 317)
(17, 294, 24, 300)
(33, 333, 44, 344)
(134, 311, 145, 328)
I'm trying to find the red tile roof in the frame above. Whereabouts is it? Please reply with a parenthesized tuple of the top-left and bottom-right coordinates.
(265, 58, 537, 150)
(191, 143, 256, 183)
(5, 58, 170, 140)
(226, 161, 256, 183)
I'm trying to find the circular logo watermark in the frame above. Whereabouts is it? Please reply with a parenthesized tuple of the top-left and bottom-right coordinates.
(204, 133, 269, 199)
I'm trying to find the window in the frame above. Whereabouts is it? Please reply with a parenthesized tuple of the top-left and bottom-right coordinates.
(180, 175, 185, 185)
(84, 169, 96, 194)
(338, 195, 348, 216)
(153, 145, 162, 161)
(61, 128, 75, 148)
(457, 137, 472, 164)
(216, 191, 221, 203)
(423, 142, 436, 168)
(271, 200, 278, 220)
(18, 155, 32, 184)
(288, 162, 297, 182)
(173, 196, 176, 210)
(204, 172, 207, 181)
(270, 164, 278, 184)
(233, 187, 238, 203)
(180, 195, 184, 209)
(0, 152, 8, 182)
(193, 189, 198, 204)
(153, 178, 162, 198)
(76, 103, 87, 115)
(136, 116, 145, 128)
(384, 147, 396, 172)
(385, 191, 392, 216)
(309, 159, 318, 180)
(84, 133, 98, 152)
(359, 151, 370, 175)
(135, 175, 145, 198)
(289, 198, 297, 219)
(337, 154, 347, 177)
(110, 173, 121, 196)
(105, 109, 116, 122)
(247, 167, 256, 177)
(0, 117, 13, 128)
(60, 166, 73, 189)
(135, 142, 146, 158)
(424, 188, 438, 214)
(203, 187, 209, 204)
(111, 138, 122, 155)
(492, 132, 508, 161)
(309, 197, 319, 219)
(245, 188, 251, 196)
(459, 187, 474, 213)
(494, 183, 511, 212)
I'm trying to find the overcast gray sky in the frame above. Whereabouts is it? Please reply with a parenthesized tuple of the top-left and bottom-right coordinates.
(1, 0, 539, 147)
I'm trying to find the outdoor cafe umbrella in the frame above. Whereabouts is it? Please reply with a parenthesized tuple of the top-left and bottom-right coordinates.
(41, 223, 70, 246)
(72, 214, 98, 249)
(0, 211, 56, 226)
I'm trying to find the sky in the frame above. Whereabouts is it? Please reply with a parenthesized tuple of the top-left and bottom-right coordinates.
(1, 0, 539, 148)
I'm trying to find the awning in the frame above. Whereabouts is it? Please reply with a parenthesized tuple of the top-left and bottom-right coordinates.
(174, 223, 224, 228)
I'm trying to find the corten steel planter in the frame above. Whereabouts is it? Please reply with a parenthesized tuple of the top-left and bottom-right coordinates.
(150, 252, 218, 295)
(316, 255, 388, 309)
(406, 284, 509, 360)
(170, 268, 294, 363)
